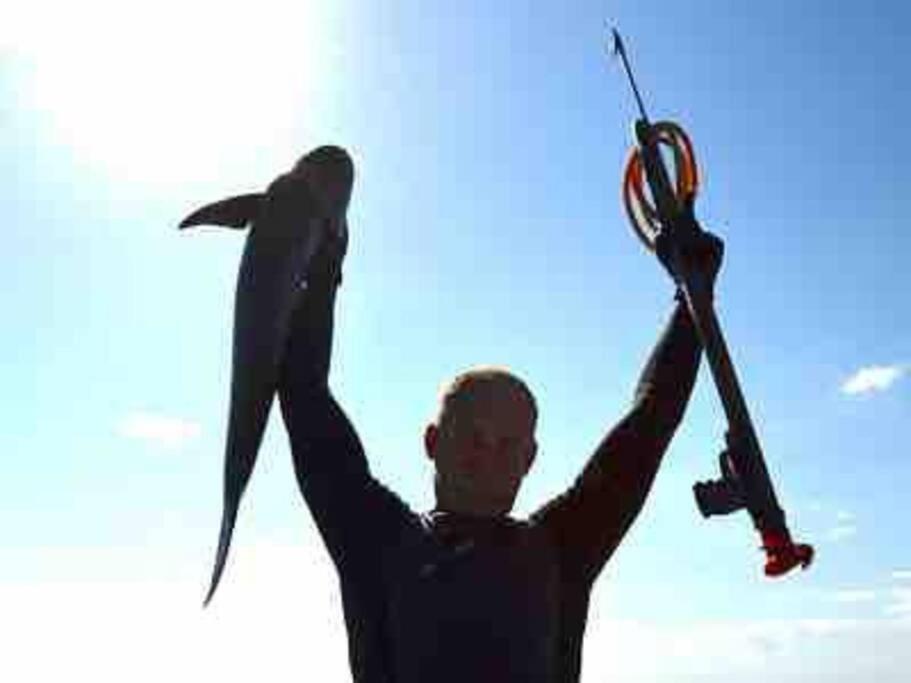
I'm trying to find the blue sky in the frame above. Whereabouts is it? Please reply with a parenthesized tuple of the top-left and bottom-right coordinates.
(3, 1, 910, 680)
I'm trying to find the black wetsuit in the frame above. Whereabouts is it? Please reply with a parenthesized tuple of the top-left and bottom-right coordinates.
(277, 261, 702, 682)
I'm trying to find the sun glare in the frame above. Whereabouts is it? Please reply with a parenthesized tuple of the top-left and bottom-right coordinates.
(6, 1, 331, 188)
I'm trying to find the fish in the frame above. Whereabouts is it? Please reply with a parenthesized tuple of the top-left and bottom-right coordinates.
(179, 145, 354, 606)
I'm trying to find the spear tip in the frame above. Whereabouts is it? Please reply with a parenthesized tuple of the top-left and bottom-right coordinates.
(610, 27, 624, 57)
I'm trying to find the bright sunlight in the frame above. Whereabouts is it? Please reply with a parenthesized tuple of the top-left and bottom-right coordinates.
(5, 0, 331, 188)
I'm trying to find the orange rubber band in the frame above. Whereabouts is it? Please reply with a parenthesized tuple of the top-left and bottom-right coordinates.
(622, 121, 700, 250)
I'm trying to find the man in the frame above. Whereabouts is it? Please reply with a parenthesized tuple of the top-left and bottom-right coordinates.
(278, 148, 722, 683)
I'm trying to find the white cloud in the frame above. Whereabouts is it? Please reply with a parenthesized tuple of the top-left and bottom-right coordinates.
(892, 570, 911, 581)
(582, 616, 910, 681)
(833, 589, 877, 603)
(885, 588, 911, 617)
(836, 510, 855, 522)
(5, 544, 911, 683)
(0, 543, 350, 683)
(841, 364, 906, 395)
(825, 524, 857, 542)
(117, 411, 201, 449)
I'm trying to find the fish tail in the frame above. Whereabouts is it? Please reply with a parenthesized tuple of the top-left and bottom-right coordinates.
(203, 501, 240, 607)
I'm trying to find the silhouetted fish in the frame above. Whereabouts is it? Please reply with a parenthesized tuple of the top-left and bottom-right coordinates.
(180, 145, 354, 606)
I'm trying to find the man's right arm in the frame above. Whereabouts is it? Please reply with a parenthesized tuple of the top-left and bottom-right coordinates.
(278, 384, 417, 574)
(277, 381, 415, 683)
(276, 250, 418, 577)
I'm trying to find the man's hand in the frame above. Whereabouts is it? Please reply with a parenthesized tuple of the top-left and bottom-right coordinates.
(654, 193, 724, 296)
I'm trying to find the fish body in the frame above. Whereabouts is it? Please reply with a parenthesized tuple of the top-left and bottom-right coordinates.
(180, 145, 354, 606)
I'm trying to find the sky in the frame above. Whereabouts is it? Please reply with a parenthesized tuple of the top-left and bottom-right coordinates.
(2, 0, 910, 680)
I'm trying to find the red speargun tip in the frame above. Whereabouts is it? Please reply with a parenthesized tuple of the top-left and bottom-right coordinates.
(760, 528, 815, 577)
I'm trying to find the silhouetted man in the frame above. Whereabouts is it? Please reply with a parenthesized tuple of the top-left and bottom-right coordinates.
(278, 147, 722, 682)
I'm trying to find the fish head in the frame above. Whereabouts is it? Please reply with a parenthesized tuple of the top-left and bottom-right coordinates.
(255, 145, 354, 246)
(265, 145, 353, 218)
(291, 144, 354, 216)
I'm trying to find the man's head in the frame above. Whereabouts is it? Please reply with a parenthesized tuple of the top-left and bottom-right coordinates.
(424, 367, 538, 517)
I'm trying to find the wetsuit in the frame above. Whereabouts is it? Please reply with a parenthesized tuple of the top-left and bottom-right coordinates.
(277, 250, 702, 683)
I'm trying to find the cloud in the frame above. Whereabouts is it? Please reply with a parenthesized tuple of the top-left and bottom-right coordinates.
(885, 588, 911, 617)
(0, 543, 350, 683)
(581, 616, 910, 681)
(833, 589, 877, 603)
(841, 364, 906, 395)
(821, 511, 859, 543)
(117, 411, 201, 449)
(5, 544, 911, 683)
(828, 574, 911, 619)
(825, 524, 857, 542)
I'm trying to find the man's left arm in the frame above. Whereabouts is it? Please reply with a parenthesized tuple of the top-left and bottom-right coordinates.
(530, 297, 701, 583)
(531, 224, 722, 584)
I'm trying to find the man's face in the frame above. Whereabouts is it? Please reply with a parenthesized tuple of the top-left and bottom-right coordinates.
(425, 382, 537, 517)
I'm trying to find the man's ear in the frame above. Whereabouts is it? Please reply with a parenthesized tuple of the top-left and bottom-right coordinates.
(424, 423, 439, 461)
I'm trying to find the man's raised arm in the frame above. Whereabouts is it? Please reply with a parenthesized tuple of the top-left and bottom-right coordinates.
(277, 226, 417, 579)
(531, 228, 723, 585)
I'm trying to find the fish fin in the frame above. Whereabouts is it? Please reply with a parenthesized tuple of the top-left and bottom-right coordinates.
(179, 193, 264, 230)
